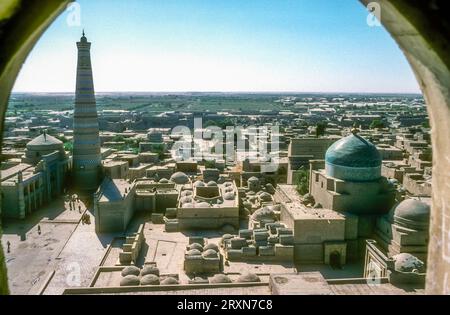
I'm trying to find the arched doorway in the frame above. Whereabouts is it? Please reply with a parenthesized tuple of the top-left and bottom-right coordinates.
(329, 250, 342, 269)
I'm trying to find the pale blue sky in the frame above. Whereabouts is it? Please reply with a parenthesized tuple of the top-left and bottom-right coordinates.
(12, 0, 421, 93)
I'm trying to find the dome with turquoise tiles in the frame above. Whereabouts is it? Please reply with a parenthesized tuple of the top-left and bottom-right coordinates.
(325, 133, 381, 181)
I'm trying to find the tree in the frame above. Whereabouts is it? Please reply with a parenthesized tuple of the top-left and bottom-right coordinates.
(294, 166, 309, 195)
(315, 121, 327, 137)
(112, 135, 125, 142)
(204, 120, 217, 128)
(151, 144, 166, 160)
(204, 159, 215, 169)
(370, 119, 386, 129)
(64, 142, 73, 153)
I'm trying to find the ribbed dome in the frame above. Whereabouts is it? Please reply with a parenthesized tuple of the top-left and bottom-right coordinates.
(251, 206, 276, 221)
(170, 171, 189, 184)
(325, 134, 381, 181)
(325, 134, 381, 168)
(389, 199, 430, 229)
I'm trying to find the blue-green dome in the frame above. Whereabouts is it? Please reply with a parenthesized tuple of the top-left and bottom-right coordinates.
(325, 134, 381, 181)
(326, 134, 381, 167)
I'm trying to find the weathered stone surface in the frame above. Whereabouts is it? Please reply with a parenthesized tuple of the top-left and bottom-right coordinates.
(242, 246, 257, 257)
(237, 272, 261, 283)
(202, 249, 219, 258)
(140, 274, 160, 285)
(161, 277, 179, 285)
(279, 234, 294, 246)
(210, 274, 232, 284)
(230, 237, 247, 249)
(259, 245, 275, 256)
(226, 249, 242, 260)
(121, 266, 140, 277)
(203, 243, 219, 252)
(120, 275, 140, 286)
(140, 265, 160, 277)
(187, 243, 204, 252)
(239, 229, 253, 240)
(186, 249, 202, 256)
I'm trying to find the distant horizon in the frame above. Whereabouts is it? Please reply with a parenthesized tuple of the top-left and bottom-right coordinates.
(10, 91, 423, 96)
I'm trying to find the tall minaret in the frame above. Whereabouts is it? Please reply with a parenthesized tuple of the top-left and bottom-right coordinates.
(73, 31, 102, 192)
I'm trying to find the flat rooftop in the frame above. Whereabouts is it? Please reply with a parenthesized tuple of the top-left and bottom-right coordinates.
(98, 178, 133, 202)
(277, 184, 344, 220)
(1, 163, 34, 182)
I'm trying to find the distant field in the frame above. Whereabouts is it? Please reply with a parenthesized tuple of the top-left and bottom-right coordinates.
(7, 92, 422, 114)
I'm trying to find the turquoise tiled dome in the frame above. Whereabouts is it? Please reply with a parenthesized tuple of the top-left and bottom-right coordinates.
(325, 134, 381, 181)
(325, 134, 381, 167)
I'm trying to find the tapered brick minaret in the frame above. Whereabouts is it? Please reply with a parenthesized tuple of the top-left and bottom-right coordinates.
(73, 31, 102, 192)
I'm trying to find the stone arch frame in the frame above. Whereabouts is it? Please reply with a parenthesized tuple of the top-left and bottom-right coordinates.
(0, 0, 449, 294)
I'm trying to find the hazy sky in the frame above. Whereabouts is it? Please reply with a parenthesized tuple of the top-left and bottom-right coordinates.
(12, 0, 421, 93)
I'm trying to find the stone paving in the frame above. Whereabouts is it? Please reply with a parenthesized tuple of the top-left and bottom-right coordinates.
(298, 263, 365, 279)
(1, 197, 85, 294)
(42, 208, 117, 295)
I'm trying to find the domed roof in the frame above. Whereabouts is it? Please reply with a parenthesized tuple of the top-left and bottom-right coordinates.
(258, 192, 272, 202)
(389, 199, 430, 228)
(180, 190, 193, 197)
(224, 186, 234, 193)
(120, 275, 140, 286)
(170, 171, 189, 184)
(204, 243, 219, 252)
(325, 134, 381, 168)
(202, 249, 218, 258)
(140, 265, 160, 277)
(251, 206, 277, 222)
(224, 192, 235, 200)
(160, 277, 179, 285)
(210, 274, 232, 284)
(237, 272, 261, 283)
(186, 249, 202, 256)
(392, 253, 425, 273)
(193, 180, 205, 187)
(27, 133, 63, 149)
(121, 265, 140, 277)
(325, 134, 382, 181)
(206, 181, 217, 187)
(187, 243, 204, 252)
(140, 274, 160, 285)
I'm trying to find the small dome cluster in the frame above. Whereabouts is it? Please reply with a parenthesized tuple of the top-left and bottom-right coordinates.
(251, 206, 277, 222)
(120, 265, 171, 287)
(185, 242, 219, 259)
